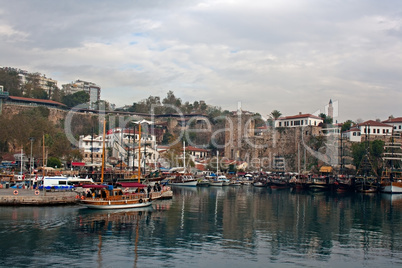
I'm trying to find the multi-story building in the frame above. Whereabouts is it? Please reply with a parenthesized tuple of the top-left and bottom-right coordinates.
(18, 70, 58, 97)
(62, 79, 101, 109)
(78, 135, 107, 165)
(106, 127, 158, 170)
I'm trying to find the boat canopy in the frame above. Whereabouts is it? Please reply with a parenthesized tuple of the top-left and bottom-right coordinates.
(117, 182, 147, 188)
(82, 184, 108, 189)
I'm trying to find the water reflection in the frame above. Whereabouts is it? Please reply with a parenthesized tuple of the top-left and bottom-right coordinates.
(0, 188, 401, 267)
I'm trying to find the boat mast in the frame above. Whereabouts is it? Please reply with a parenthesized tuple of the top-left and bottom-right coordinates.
(101, 120, 106, 184)
(183, 141, 186, 173)
(137, 123, 141, 183)
(216, 150, 219, 175)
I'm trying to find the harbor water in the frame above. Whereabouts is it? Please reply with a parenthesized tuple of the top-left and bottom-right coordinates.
(1, 186, 402, 267)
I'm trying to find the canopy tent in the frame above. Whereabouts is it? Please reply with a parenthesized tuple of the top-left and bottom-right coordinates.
(319, 166, 333, 173)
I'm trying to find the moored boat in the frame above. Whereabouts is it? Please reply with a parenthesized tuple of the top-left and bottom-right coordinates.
(169, 175, 198, 187)
(80, 183, 152, 209)
(380, 133, 402, 194)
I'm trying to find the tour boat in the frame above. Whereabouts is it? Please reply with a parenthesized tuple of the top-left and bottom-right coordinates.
(80, 183, 152, 209)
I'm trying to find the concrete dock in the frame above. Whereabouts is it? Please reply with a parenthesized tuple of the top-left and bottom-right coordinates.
(0, 188, 79, 206)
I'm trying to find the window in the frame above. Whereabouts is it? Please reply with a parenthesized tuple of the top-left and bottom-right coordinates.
(279, 122, 282, 127)
(399, 125, 401, 129)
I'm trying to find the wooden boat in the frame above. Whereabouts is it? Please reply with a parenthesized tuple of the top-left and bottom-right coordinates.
(380, 133, 402, 194)
(80, 183, 152, 209)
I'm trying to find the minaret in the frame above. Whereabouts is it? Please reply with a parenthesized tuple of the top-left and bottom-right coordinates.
(328, 99, 333, 119)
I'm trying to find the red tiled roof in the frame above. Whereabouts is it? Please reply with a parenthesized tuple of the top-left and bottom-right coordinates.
(382, 117, 402, 123)
(359, 120, 392, 127)
(344, 127, 360, 133)
(185, 146, 209, 152)
(278, 113, 322, 120)
(8, 96, 66, 106)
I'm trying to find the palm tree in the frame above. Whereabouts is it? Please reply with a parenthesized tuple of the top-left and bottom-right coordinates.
(270, 110, 282, 120)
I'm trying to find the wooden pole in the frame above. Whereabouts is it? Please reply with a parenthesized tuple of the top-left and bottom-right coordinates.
(137, 123, 141, 183)
(101, 120, 106, 184)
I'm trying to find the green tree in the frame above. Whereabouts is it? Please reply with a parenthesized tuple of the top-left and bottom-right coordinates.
(341, 120, 354, 132)
(62, 91, 90, 108)
(270, 110, 282, 120)
(47, 157, 62, 168)
(0, 68, 22, 96)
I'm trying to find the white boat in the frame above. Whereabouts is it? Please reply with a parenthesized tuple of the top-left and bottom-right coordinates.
(229, 180, 242, 186)
(217, 175, 230, 186)
(169, 175, 198, 187)
(209, 179, 223, 186)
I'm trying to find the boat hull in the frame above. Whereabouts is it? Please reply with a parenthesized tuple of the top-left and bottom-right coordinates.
(81, 199, 152, 209)
(170, 180, 198, 187)
(381, 182, 402, 194)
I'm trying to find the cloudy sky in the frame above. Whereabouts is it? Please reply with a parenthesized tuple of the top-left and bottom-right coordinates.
(1, 0, 401, 122)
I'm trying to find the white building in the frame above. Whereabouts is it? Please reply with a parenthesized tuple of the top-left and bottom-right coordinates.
(78, 135, 107, 165)
(275, 113, 323, 128)
(357, 120, 392, 137)
(18, 70, 58, 98)
(342, 127, 361, 142)
(106, 128, 159, 170)
(382, 117, 402, 133)
(62, 79, 101, 109)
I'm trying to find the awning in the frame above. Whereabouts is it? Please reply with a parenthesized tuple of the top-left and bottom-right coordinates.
(82, 184, 108, 189)
(319, 166, 333, 173)
(117, 182, 147, 188)
(72, 162, 85, 167)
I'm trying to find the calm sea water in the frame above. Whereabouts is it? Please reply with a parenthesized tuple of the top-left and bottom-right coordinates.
(1, 186, 402, 268)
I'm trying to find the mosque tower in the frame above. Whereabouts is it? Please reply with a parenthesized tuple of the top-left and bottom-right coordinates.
(328, 99, 333, 119)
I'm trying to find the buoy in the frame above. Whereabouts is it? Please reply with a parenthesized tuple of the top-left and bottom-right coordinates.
(13, 190, 18, 195)
(139, 199, 143, 203)
(35, 190, 40, 196)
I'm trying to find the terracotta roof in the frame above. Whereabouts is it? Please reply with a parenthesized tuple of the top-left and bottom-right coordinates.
(185, 146, 209, 152)
(359, 120, 392, 128)
(8, 96, 66, 106)
(382, 117, 402, 123)
(278, 113, 322, 120)
(344, 127, 360, 133)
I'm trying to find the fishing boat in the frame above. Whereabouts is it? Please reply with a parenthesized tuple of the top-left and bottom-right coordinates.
(380, 132, 402, 193)
(80, 183, 152, 209)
